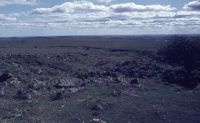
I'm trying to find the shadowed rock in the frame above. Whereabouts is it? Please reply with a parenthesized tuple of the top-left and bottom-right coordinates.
(16, 88, 32, 100)
(51, 91, 64, 101)
(0, 72, 13, 82)
(130, 78, 139, 85)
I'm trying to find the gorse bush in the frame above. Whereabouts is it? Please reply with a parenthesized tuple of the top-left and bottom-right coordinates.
(158, 36, 200, 89)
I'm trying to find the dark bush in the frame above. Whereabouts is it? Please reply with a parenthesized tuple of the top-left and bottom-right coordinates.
(158, 36, 200, 88)
(159, 36, 200, 72)
(162, 67, 198, 89)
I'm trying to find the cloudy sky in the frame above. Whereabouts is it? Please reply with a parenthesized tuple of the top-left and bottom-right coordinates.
(0, 0, 200, 37)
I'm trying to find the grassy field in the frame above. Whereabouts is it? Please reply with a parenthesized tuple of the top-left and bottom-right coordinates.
(0, 36, 200, 123)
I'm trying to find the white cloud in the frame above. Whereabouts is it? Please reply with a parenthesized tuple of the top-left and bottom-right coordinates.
(0, 0, 38, 6)
(183, 0, 200, 11)
(98, 0, 113, 3)
(0, 14, 16, 21)
(1, 1, 200, 34)
(32, 1, 109, 14)
(32, 1, 176, 15)
(30, 1, 178, 28)
(110, 3, 176, 12)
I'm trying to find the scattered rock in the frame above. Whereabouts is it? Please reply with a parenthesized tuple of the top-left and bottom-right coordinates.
(116, 76, 126, 83)
(90, 100, 113, 116)
(68, 87, 82, 93)
(120, 60, 137, 67)
(9, 78, 21, 87)
(111, 89, 121, 97)
(51, 91, 64, 101)
(54, 79, 77, 88)
(28, 80, 45, 90)
(90, 118, 107, 123)
(16, 88, 32, 100)
(0, 87, 5, 96)
(91, 111, 100, 116)
(4, 108, 26, 119)
(91, 104, 104, 111)
(80, 82, 86, 87)
(81, 53, 88, 56)
(92, 77, 115, 84)
(30, 66, 42, 74)
(69, 118, 82, 123)
(130, 78, 139, 85)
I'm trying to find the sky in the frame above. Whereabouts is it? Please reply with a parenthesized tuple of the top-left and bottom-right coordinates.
(0, 0, 200, 37)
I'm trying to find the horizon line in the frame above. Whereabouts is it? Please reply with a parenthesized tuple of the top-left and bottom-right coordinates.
(0, 34, 200, 38)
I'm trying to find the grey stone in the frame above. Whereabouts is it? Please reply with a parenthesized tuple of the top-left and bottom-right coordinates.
(54, 79, 77, 88)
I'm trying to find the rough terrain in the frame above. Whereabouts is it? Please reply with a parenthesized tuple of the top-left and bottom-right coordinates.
(0, 36, 200, 123)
